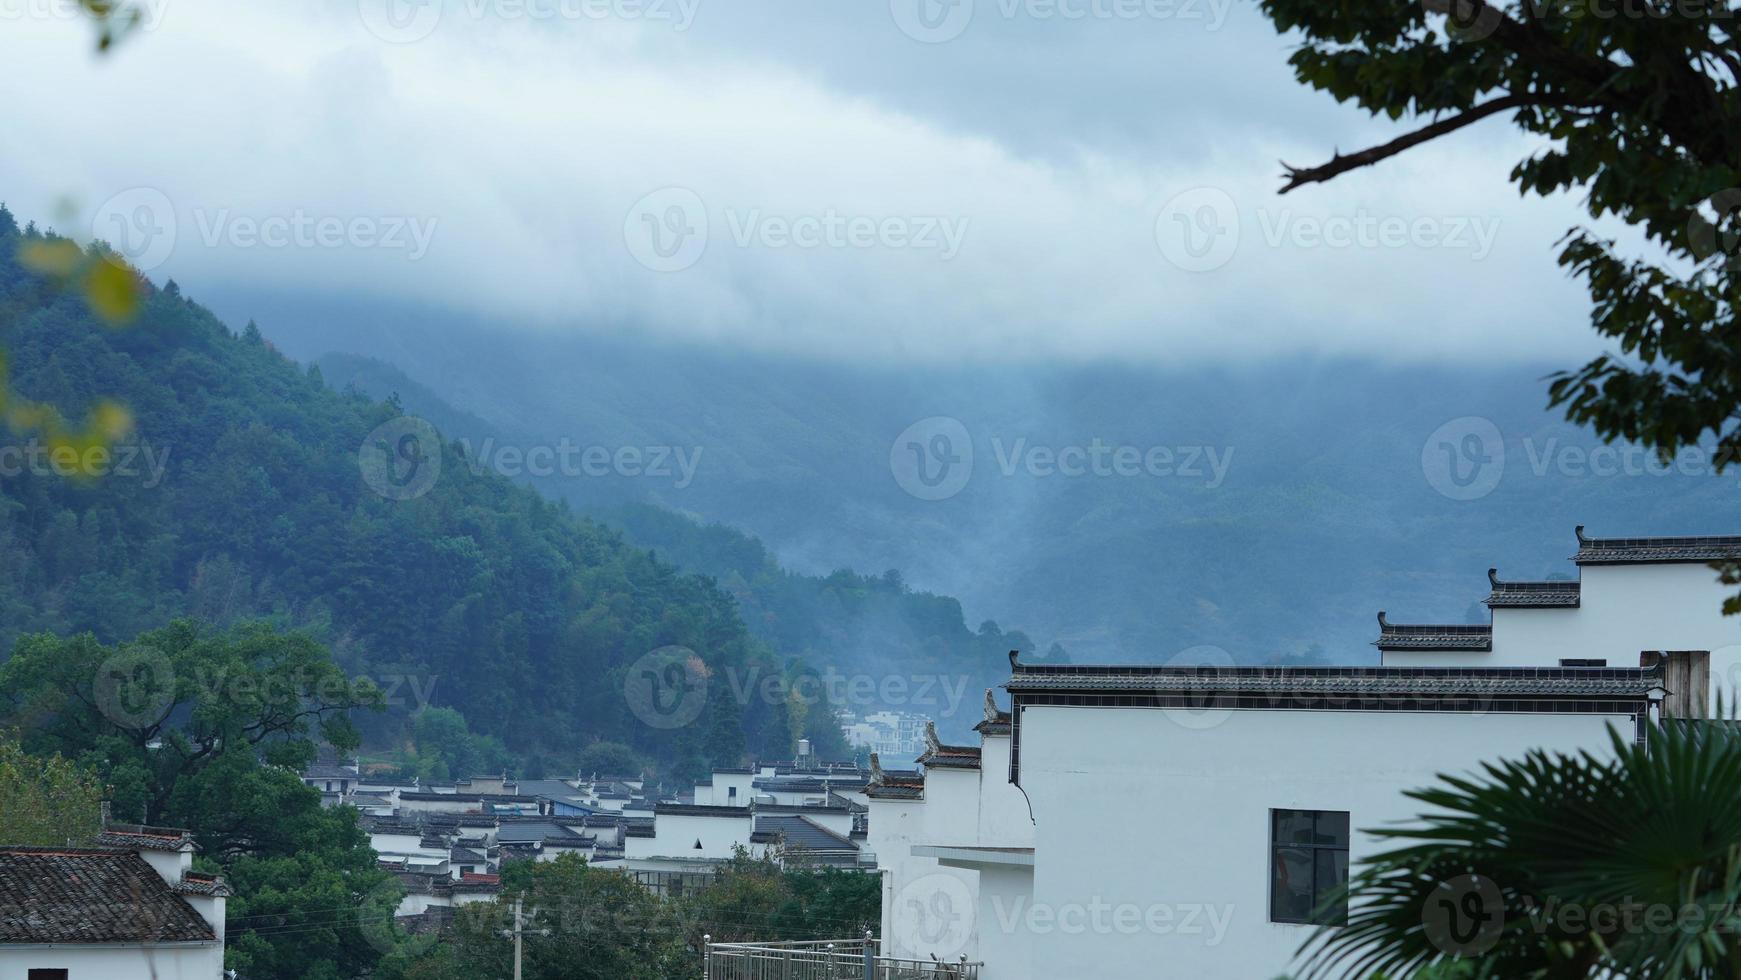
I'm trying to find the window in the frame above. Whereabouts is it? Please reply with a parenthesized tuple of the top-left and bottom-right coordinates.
(1560, 658, 1606, 667)
(1270, 809, 1349, 925)
(29, 970, 70, 980)
(727, 786, 737, 800)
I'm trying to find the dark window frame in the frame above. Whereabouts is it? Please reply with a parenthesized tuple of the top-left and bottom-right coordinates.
(1269, 808, 1350, 926)
(29, 970, 71, 980)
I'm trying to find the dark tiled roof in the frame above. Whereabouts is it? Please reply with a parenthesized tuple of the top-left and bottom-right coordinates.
(1374, 612, 1493, 651)
(301, 764, 359, 781)
(93, 825, 198, 852)
(752, 815, 858, 853)
(654, 803, 754, 818)
(1005, 661, 1663, 698)
(1572, 525, 1741, 565)
(0, 848, 217, 944)
(975, 690, 1014, 735)
(917, 721, 983, 769)
(172, 873, 232, 898)
(865, 753, 924, 801)
(1485, 568, 1582, 608)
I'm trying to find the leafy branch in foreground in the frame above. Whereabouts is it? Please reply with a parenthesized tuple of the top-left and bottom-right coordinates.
(1258, 0, 1741, 614)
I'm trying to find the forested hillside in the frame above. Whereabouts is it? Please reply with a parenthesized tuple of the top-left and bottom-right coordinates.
(318, 352, 1064, 739)
(0, 206, 802, 776)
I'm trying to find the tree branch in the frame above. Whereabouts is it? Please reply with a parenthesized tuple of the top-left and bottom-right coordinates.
(1279, 95, 1537, 194)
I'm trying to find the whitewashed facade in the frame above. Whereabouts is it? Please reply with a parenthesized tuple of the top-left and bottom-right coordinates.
(865, 527, 1734, 979)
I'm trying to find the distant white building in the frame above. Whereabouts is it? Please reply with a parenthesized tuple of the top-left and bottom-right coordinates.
(856, 526, 1735, 980)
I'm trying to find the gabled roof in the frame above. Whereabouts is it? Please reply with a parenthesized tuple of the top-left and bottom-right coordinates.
(1484, 568, 1581, 608)
(0, 847, 217, 944)
(1005, 659, 1663, 698)
(865, 753, 924, 801)
(974, 689, 1013, 736)
(93, 824, 198, 853)
(751, 815, 858, 853)
(1374, 612, 1493, 651)
(916, 721, 982, 770)
(1572, 525, 1741, 565)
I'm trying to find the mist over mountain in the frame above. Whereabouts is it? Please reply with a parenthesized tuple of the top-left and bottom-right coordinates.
(201, 286, 1740, 668)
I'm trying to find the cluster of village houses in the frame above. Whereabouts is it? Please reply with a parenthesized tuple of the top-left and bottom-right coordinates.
(5, 527, 1739, 980)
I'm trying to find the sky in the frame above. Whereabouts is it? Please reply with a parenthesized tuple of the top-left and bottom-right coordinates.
(0, 0, 1626, 365)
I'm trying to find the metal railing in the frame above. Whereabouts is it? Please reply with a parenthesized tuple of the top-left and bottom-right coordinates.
(705, 937, 982, 980)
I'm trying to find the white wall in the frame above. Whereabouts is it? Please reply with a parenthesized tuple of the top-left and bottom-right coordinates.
(1017, 705, 1635, 980)
(627, 812, 753, 861)
(1, 942, 223, 980)
(1383, 564, 1741, 710)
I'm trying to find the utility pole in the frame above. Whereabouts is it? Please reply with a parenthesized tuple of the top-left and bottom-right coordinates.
(501, 894, 548, 980)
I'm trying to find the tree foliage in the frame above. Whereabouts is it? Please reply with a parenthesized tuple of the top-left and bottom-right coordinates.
(0, 730, 103, 846)
(0, 213, 798, 773)
(1259, 0, 1741, 468)
(1297, 721, 1741, 979)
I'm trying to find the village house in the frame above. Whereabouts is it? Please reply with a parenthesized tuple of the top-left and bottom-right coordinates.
(0, 822, 229, 980)
(711, 526, 1739, 980)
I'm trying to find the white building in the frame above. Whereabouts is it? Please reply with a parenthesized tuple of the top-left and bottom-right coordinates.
(857, 526, 1735, 980)
(0, 824, 229, 980)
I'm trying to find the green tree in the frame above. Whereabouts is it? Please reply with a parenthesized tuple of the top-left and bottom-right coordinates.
(390, 855, 693, 980)
(1296, 720, 1741, 979)
(0, 731, 102, 846)
(0, 621, 394, 980)
(1257, 0, 1741, 611)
